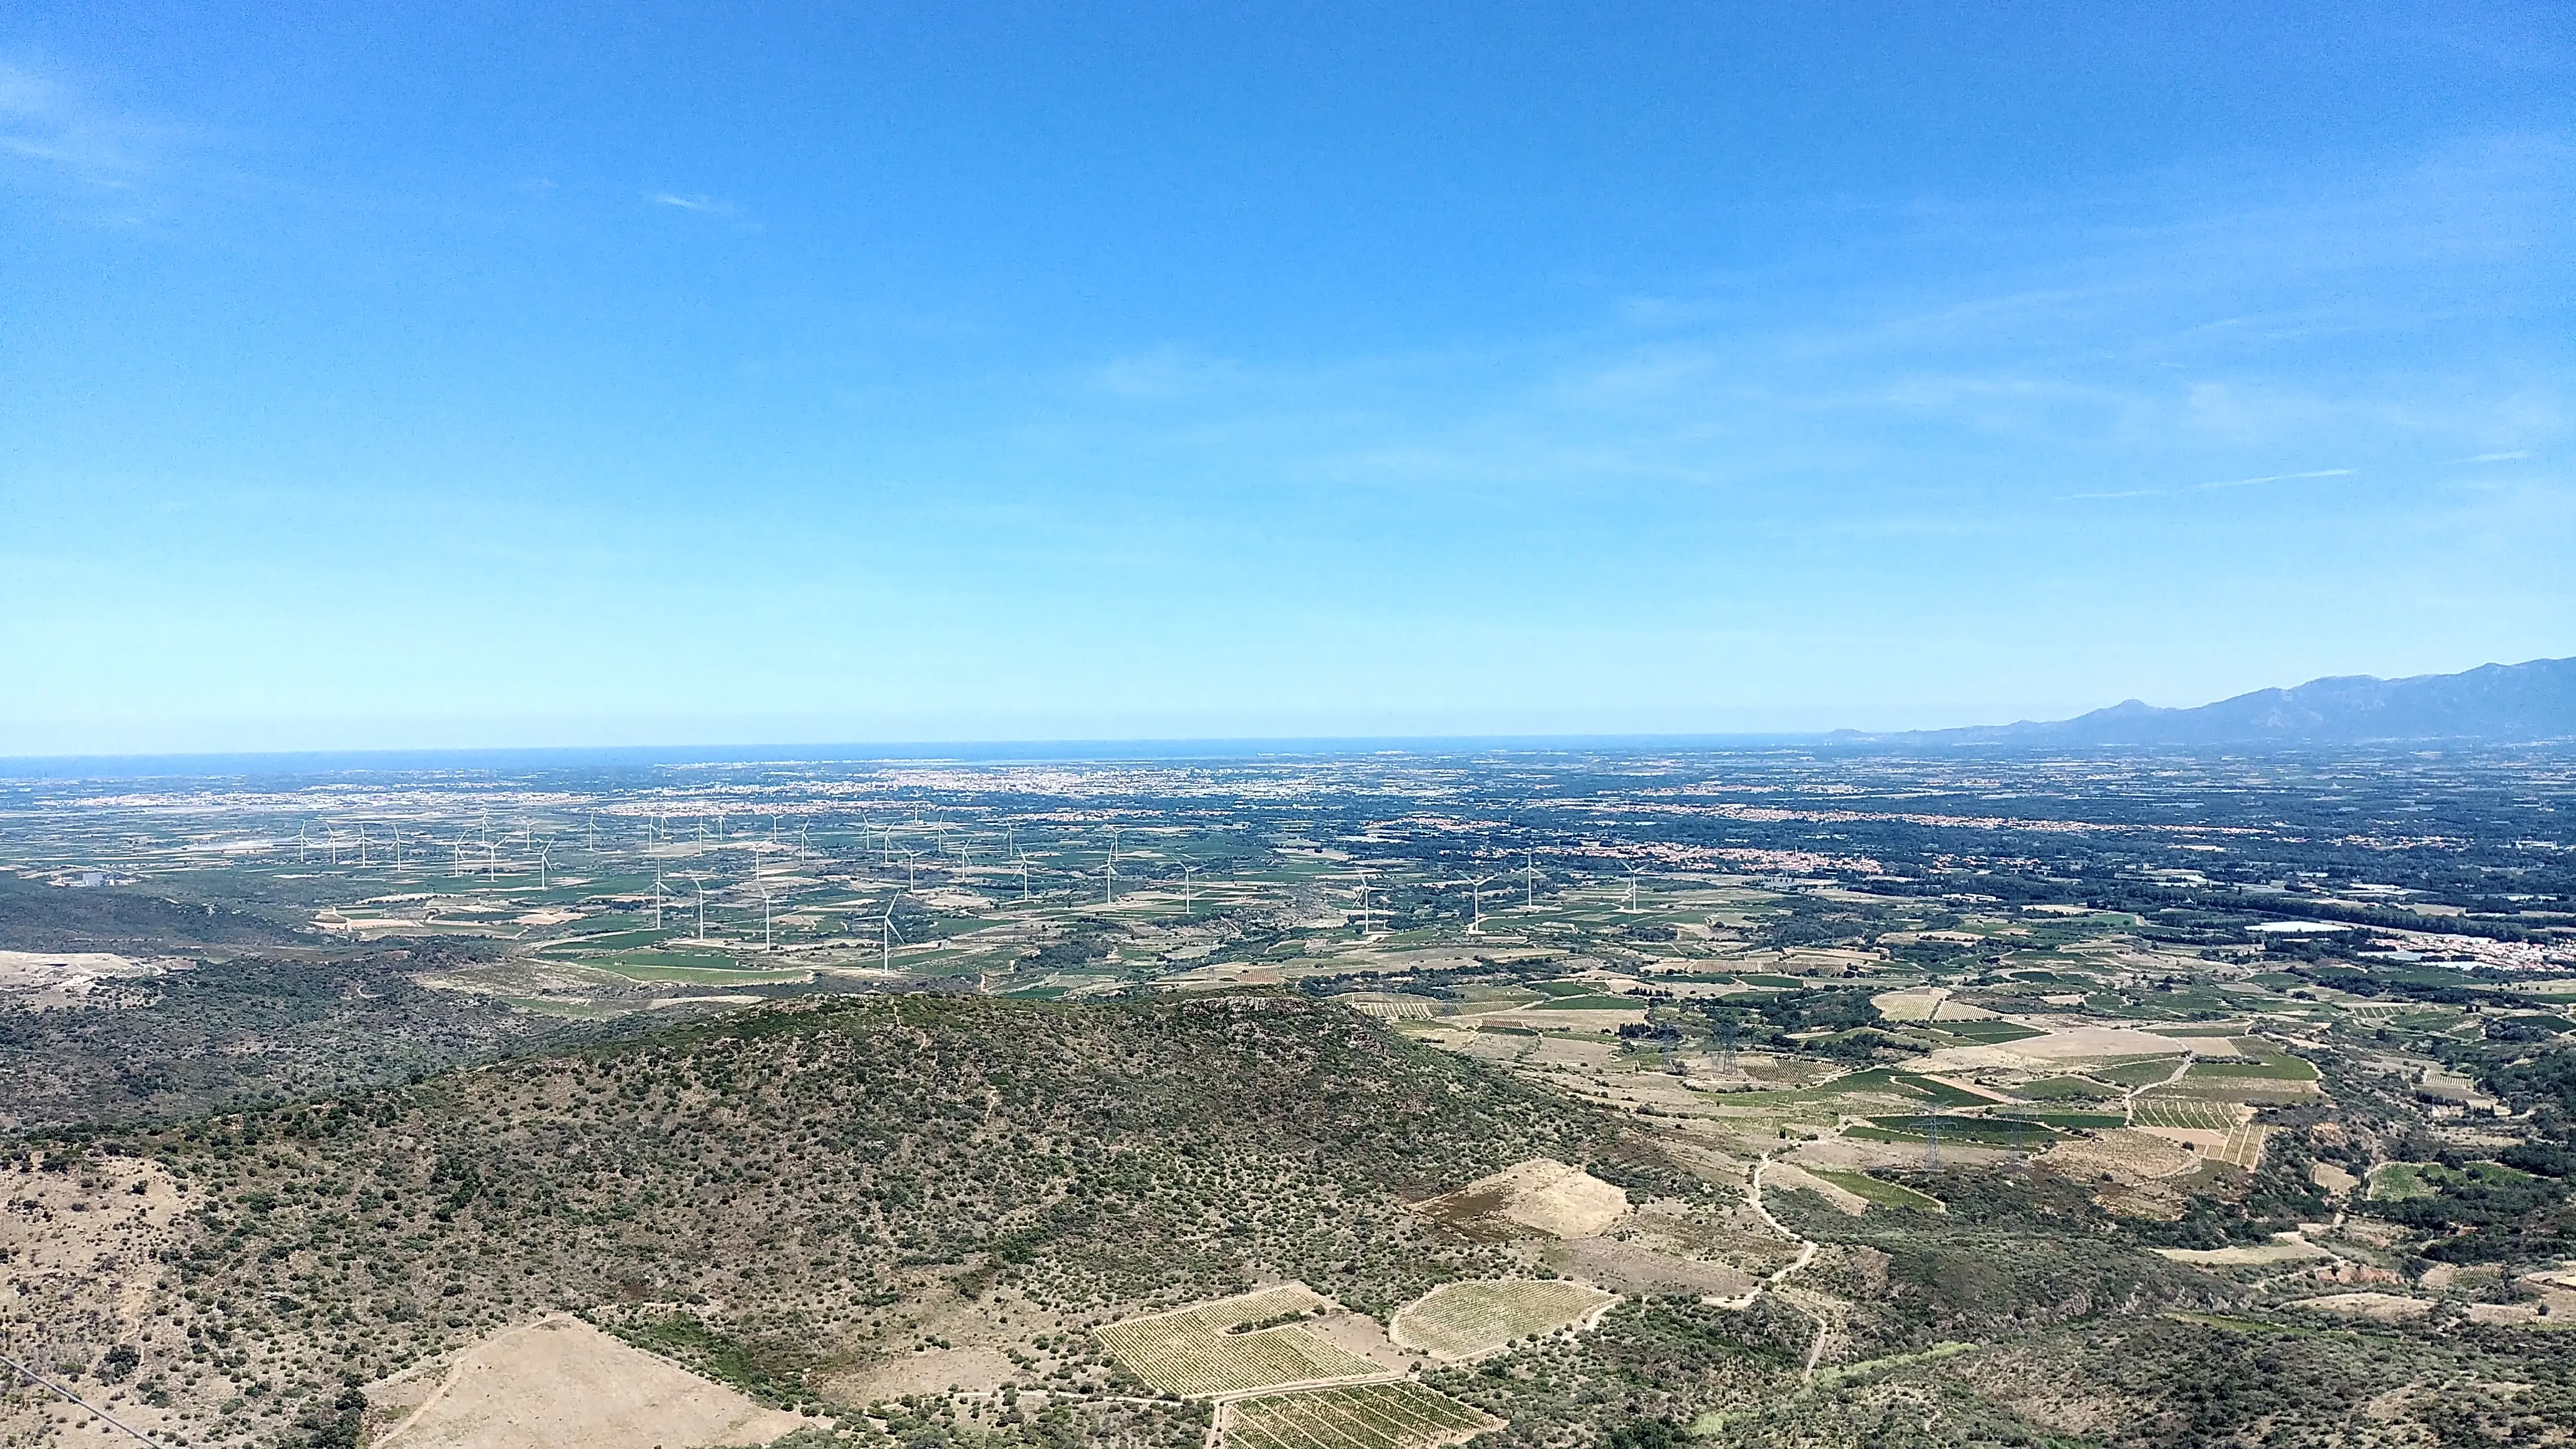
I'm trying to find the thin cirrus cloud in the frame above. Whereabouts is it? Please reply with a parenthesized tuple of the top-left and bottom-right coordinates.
(0, 57, 197, 190)
(2066, 468, 2354, 502)
(646, 190, 737, 216)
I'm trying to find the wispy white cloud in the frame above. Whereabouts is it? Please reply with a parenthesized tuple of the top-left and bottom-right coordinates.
(0, 57, 199, 191)
(647, 190, 738, 216)
(2457, 450, 2533, 463)
(2068, 468, 2354, 502)
(2200, 467, 2356, 491)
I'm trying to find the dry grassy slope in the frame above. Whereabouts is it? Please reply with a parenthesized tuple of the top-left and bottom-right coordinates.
(23, 994, 1686, 1449)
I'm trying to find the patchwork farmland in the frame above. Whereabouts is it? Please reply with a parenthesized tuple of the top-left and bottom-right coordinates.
(1220, 1381, 1501, 1449)
(1388, 1279, 1616, 1360)
(1096, 1284, 1386, 1398)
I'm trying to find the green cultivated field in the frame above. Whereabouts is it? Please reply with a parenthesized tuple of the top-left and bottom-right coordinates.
(1804, 1167, 1943, 1211)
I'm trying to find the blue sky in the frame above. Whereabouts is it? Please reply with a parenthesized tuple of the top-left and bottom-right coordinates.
(3, 2, 2571, 753)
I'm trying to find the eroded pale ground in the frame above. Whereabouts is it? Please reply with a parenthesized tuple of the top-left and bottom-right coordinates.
(0, 949, 181, 1008)
(0, 1154, 190, 1445)
(1423, 1159, 1630, 1239)
(366, 1315, 809, 1449)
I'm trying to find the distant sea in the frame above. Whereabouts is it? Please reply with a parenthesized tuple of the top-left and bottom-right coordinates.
(0, 735, 1813, 781)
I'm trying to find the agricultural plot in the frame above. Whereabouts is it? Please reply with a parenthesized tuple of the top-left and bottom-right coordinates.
(1803, 1167, 1943, 1211)
(1222, 1381, 1501, 1449)
(2129, 1095, 2242, 1131)
(2016, 1076, 2119, 1101)
(1818, 1068, 1994, 1107)
(1994, 1109, 2126, 1129)
(1932, 1018, 2046, 1044)
(2367, 1162, 2438, 1201)
(1333, 992, 1440, 1021)
(1854, 1115, 2057, 1148)
(1388, 1279, 1616, 1360)
(2190, 1054, 2317, 1082)
(2129, 1094, 2265, 1167)
(1097, 1284, 1386, 1398)
(2044, 1127, 2200, 1181)
(2089, 1056, 2190, 1087)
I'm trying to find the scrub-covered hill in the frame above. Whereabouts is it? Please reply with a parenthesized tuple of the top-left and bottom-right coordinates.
(11, 994, 1684, 1448)
(11, 993, 2570, 1449)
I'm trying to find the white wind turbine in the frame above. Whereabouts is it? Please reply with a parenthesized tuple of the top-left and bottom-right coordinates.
(1181, 864, 1197, 916)
(759, 882, 773, 952)
(880, 896, 904, 970)
(694, 875, 708, 941)
(1353, 869, 1373, 937)
(1468, 874, 1493, 934)
(1623, 862, 1641, 913)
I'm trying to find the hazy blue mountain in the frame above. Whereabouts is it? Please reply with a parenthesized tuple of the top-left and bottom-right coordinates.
(1852, 656, 2576, 746)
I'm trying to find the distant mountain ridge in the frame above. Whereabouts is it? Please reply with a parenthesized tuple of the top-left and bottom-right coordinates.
(1850, 656, 2576, 747)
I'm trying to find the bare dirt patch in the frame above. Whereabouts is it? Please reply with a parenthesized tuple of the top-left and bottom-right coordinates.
(2287, 1292, 2434, 1322)
(0, 949, 180, 1008)
(1545, 1232, 1762, 1300)
(1415, 1159, 1629, 1240)
(2154, 1237, 2331, 1266)
(0, 1152, 191, 1445)
(1915, 1027, 2199, 1074)
(2040, 1128, 2199, 1183)
(831, 1345, 1020, 1401)
(367, 1314, 807, 1449)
